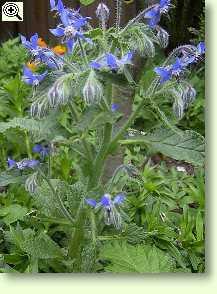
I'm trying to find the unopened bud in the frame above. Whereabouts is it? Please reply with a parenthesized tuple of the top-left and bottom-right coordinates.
(96, 2, 110, 23)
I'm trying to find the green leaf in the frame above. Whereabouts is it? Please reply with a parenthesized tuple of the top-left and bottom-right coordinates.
(100, 242, 175, 273)
(79, 0, 95, 6)
(22, 232, 63, 259)
(34, 180, 63, 218)
(0, 114, 65, 142)
(0, 204, 28, 225)
(6, 227, 63, 259)
(0, 171, 25, 186)
(121, 128, 205, 166)
(196, 211, 204, 241)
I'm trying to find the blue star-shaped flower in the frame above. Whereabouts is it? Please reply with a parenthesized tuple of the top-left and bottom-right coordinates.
(90, 51, 133, 71)
(85, 193, 125, 229)
(50, 9, 91, 53)
(22, 67, 47, 86)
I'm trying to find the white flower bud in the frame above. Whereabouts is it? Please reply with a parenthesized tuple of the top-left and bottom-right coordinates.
(96, 2, 110, 23)
(156, 27, 169, 48)
(173, 98, 184, 119)
(83, 71, 103, 105)
(183, 85, 196, 107)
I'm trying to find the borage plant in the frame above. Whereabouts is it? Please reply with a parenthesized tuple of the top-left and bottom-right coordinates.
(0, 0, 205, 273)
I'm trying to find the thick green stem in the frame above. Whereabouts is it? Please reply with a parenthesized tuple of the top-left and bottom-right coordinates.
(68, 200, 85, 271)
(88, 122, 112, 189)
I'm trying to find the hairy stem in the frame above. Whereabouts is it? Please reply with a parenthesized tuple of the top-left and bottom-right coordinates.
(120, 4, 157, 34)
(115, 0, 122, 31)
(68, 200, 85, 271)
(24, 131, 32, 158)
(78, 38, 88, 66)
(90, 210, 97, 244)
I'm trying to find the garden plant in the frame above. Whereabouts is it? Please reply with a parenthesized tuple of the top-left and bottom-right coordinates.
(0, 0, 205, 273)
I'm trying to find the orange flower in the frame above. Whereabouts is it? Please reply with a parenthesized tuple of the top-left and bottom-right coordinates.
(26, 61, 38, 71)
(52, 45, 67, 55)
(37, 37, 47, 48)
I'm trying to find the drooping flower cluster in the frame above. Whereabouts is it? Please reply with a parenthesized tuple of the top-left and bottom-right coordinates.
(154, 42, 206, 84)
(86, 193, 125, 229)
(21, 33, 61, 69)
(90, 52, 133, 71)
(7, 158, 39, 170)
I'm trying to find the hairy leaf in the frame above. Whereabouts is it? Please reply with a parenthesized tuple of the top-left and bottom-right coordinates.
(0, 204, 28, 225)
(100, 242, 175, 273)
(121, 128, 205, 166)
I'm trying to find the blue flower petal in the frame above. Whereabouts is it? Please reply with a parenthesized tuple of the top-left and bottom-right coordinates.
(57, 0, 64, 13)
(30, 33, 39, 49)
(33, 144, 43, 153)
(197, 42, 205, 54)
(27, 159, 39, 168)
(86, 198, 97, 208)
(7, 158, 17, 169)
(60, 9, 70, 26)
(66, 39, 74, 53)
(90, 61, 102, 70)
(50, 0, 56, 10)
(120, 51, 133, 65)
(106, 53, 118, 70)
(154, 66, 172, 83)
(113, 194, 125, 205)
(50, 27, 65, 37)
(111, 103, 119, 112)
(100, 194, 111, 207)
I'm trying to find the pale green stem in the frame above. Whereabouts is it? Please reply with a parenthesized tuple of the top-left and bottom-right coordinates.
(90, 210, 97, 244)
(24, 131, 32, 158)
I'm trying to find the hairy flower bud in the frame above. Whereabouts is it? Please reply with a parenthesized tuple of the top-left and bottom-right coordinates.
(25, 172, 38, 193)
(173, 98, 184, 119)
(83, 71, 103, 105)
(156, 27, 169, 48)
(183, 85, 196, 107)
(96, 2, 110, 23)
(48, 74, 74, 108)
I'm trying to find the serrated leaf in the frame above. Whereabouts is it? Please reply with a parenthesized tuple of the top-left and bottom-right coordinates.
(100, 242, 175, 273)
(121, 128, 205, 166)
